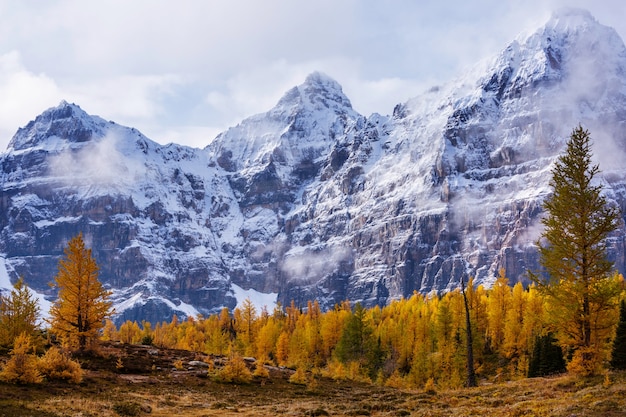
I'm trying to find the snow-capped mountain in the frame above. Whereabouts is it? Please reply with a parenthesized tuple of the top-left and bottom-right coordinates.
(2, 8, 626, 323)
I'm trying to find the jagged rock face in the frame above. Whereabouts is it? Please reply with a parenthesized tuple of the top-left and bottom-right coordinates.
(0, 103, 241, 322)
(205, 72, 364, 297)
(2, 9, 626, 323)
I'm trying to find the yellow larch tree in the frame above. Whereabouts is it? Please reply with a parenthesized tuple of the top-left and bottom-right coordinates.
(178, 317, 206, 352)
(0, 277, 40, 348)
(275, 330, 290, 366)
(302, 300, 325, 367)
(202, 314, 231, 355)
(502, 282, 526, 358)
(287, 316, 309, 368)
(502, 282, 530, 376)
(319, 304, 349, 360)
(0, 332, 42, 384)
(408, 297, 437, 388)
(49, 233, 112, 351)
(534, 126, 622, 375)
(486, 273, 512, 351)
(118, 320, 142, 344)
(255, 316, 281, 364)
(465, 278, 489, 361)
(101, 318, 119, 342)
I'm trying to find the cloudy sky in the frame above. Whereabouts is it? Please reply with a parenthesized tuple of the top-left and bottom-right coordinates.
(0, 0, 624, 150)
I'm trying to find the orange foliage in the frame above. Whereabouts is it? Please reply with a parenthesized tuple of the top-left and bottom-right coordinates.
(49, 234, 112, 350)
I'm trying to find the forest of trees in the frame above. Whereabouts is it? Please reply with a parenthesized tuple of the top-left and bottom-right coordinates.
(100, 271, 624, 388)
(1, 269, 624, 387)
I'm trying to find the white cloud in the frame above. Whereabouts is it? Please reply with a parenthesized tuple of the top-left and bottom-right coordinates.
(60, 73, 186, 144)
(0, 51, 62, 149)
(0, 1, 624, 152)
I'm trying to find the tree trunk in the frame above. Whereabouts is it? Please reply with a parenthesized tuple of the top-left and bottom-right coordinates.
(461, 276, 477, 387)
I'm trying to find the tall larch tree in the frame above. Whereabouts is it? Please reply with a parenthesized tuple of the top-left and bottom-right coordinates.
(534, 125, 622, 375)
(49, 233, 112, 351)
(486, 272, 512, 352)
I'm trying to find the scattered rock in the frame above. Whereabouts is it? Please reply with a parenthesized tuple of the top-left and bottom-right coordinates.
(188, 360, 210, 368)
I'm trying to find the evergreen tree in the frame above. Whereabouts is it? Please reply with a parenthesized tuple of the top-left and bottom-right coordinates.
(528, 333, 566, 377)
(533, 126, 622, 374)
(49, 233, 112, 350)
(610, 299, 626, 370)
(0, 277, 40, 348)
(335, 303, 381, 378)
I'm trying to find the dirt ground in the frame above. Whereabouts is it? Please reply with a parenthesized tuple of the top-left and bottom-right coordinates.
(1, 342, 625, 417)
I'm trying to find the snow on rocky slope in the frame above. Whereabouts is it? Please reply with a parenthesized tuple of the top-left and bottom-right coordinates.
(2, 9, 626, 322)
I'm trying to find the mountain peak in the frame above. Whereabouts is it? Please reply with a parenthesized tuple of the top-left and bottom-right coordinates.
(275, 72, 353, 114)
(547, 7, 597, 30)
(41, 100, 90, 122)
(7, 101, 106, 151)
(475, 8, 626, 104)
(528, 7, 620, 48)
(302, 71, 343, 92)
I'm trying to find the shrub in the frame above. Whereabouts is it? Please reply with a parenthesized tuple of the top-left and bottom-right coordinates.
(324, 359, 346, 380)
(423, 377, 437, 394)
(567, 347, 603, 377)
(112, 401, 143, 416)
(384, 370, 406, 389)
(37, 346, 83, 383)
(253, 363, 270, 378)
(289, 367, 308, 385)
(173, 359, 185, 370)
(141, 334, 154, 346)
(217, 355, 252, 383)
(0, 332, 42, 384)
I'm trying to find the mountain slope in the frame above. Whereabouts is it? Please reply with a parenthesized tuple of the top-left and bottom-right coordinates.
(2, 9, 626, 322)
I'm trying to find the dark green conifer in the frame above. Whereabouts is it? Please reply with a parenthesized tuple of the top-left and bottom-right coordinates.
(334, 303, 382, 378)
(610, 299, 626, 370)
(528, 333, 566, 377)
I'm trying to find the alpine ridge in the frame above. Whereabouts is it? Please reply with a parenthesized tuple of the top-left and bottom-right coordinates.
(2, 8, 626, 323)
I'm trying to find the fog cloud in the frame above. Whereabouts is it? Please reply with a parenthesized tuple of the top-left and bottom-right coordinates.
(48, 134, 143, 189)
(281, 246, 353, 283)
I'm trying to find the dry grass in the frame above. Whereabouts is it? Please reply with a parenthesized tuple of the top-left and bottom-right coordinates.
(0, 343, 625, 416)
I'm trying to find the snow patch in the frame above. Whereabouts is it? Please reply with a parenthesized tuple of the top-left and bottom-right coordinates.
(231, 283, 277, 312)
(113, 292, 201, 319)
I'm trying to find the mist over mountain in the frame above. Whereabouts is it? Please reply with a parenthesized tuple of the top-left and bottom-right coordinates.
(2, 8, 626, 323)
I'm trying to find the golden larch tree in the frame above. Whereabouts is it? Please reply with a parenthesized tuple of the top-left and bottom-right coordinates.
(486, 272, 512, 351)
(534, 126, 622, 375)
(49, 233, 112, 350)
(0, 277, 40, 348)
